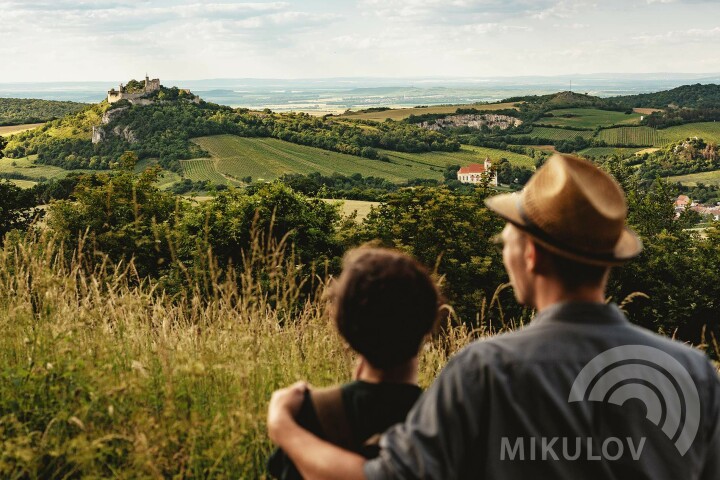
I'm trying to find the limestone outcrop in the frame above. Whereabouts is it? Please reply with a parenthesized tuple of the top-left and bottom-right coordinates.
(421, 114, 522, 131)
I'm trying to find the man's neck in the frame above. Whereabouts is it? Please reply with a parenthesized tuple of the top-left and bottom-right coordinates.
(354, 356, 418, 385)
(533, 277, 606, 312)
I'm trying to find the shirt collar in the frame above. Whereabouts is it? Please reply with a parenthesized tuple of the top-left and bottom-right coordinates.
(531, 301, 628, 326)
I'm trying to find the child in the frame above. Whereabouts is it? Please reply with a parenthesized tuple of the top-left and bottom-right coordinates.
(268, 247, 441, 479)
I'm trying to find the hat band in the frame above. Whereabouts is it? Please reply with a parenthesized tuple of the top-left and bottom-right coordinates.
(516, 198, 619, 262)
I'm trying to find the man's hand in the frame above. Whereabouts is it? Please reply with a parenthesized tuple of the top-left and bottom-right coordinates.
(267, 381, 308, 445)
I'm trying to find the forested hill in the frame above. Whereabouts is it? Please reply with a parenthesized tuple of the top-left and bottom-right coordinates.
(2, 92, 460, 172)
(0, 98, 88, 126)
(504, 84, 720, 111)
(608, 83, 720, 109)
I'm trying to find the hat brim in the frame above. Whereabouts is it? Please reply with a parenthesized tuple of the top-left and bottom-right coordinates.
(485, 193, 643, 267)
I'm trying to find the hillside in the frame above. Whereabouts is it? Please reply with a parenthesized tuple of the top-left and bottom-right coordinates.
(608, 83, 720, 109)
(4, 82, 720, 195)
(182, 134, 535, 184)
(0, 97, 87, 126)
(1, 82, 460, 174)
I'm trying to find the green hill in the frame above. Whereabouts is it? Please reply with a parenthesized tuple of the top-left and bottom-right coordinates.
(0, 98, 88, 126)
(1, 86, 460, 174)
(608, 83, 720, 109)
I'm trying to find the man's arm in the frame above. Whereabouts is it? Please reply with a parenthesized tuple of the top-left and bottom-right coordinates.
(268, 382, 366, 480)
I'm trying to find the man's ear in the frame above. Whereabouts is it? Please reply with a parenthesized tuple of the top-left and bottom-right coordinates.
(525, 237, 538, 274)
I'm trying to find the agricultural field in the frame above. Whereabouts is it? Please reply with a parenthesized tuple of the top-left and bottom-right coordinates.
(0, 123, 44, 137)
(187, 135, 536, 184)
(513, 126, 595, 141)
(134, 158, 183, 189)
(658, 122, 720, 144)
(579, 147, 643, 158)
(537, 108, 642, 128)
(666, 169, 720, 186)
(0, 154, 101, 183)
(341, 101, 520, 122)
(380, 144, 536, 169)
(181, 158, 239, 186)
(7, 179, 38, 188)
(322, 199, 380, 220)
(597, 127, 666, 147)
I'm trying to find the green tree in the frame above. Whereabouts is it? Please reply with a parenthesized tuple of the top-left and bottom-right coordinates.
(176, 182, 346, 274)
(0, 180, 35, 239)
(48, 166, 178, 278)
(354, 186, 511, 323)
(603, 157, 720, 354)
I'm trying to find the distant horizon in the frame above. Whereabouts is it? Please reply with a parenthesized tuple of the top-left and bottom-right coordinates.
(2, 72, 720, 86)
(2, 73, 718, 113)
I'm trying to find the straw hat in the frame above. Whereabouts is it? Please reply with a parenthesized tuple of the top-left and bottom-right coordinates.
(485, 154, 642, 266)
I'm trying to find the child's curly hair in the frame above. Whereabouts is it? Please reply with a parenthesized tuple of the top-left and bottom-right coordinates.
(328, 247, 441, 369)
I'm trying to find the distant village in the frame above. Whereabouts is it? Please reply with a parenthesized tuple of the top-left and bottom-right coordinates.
(675, 194, 720, 221)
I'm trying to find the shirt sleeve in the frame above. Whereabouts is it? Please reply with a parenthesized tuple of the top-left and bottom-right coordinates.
(700, 361, 720, 480)
(364, 348, 486, 480)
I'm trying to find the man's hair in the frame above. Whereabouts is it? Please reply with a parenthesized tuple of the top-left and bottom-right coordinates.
(533, 241, 609, 289)
(329, 247, 440, 369)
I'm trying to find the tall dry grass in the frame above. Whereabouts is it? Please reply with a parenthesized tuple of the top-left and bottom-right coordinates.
(0, 227, 490, 478)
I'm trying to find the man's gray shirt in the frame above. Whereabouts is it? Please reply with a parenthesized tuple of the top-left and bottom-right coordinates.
(364, 302, 720, 479)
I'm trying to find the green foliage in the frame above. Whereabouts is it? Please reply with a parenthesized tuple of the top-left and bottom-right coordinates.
(48, 167, 179, 278)
(0, 97, 87, 126)
(176, 183, 346, 276)
(638, 138, 720, 179)
(353, 186, 512, 322)
(279, 172, 399, 201)
(0, 180, 34, 238)
(170, 178, 218, 195)
(602, 157, 720, 352)
(496, 159, 533, 185)
(609, 83, 720, 109)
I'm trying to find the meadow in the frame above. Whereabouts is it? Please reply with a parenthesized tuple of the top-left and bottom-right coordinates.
(341, 101, 520, 121)
(579, 147, 643, 158)
(659, 122, 720, 144)
(0, 154, 102, 182)
(537, 108, 642, 128)
(666, 169, 720, 186)
(0, 229, 479, 478)
(322, 198, 381, 220)
(184, 135, 536, 184)
(0, 123, 44, 137)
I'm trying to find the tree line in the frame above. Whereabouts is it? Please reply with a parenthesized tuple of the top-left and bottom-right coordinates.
(1, 152, 717, 356)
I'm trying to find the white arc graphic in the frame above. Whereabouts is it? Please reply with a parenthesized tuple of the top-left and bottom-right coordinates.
(569, 345, 701, 456)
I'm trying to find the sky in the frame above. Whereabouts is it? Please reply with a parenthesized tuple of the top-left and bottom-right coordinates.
(1, 0, 720, 82)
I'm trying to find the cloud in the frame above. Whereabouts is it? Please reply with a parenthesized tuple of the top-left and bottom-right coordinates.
(632, 26, 720, 45)
(359, 0, 559, 24)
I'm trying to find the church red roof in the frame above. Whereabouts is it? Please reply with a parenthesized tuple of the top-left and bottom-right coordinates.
(458, 163, 487, 174)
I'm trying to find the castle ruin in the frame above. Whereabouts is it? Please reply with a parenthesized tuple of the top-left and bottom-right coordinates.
(107, 75, 160, 104)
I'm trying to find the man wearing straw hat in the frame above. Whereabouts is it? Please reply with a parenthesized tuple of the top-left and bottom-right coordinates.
(267, 154, 720, 479)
